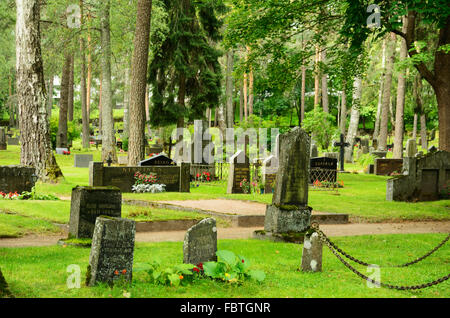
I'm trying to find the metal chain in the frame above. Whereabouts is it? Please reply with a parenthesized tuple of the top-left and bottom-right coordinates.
(310, 223, 450, 290)
(310, 222, 450, 268)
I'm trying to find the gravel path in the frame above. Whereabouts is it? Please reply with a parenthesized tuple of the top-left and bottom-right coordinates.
(1, 221, 448, 248)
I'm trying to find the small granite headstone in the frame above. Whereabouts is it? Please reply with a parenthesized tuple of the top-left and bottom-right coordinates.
(301, 232, 323, 272)
(405, 139, 417, 158)
(374, 158, 403, 176)
(0, 166, 36, 193)
(69, 186, 122, 239)
(183, 218, 217, 265)
(7, 137, 19, 146)
(310, 143, 318, 158)
(227, 150, 250, 194)
(0, 128, 6, 150)
(74, 154, 93, 168)
(87, 217, 136, 286)
(56, 147, 69, 155)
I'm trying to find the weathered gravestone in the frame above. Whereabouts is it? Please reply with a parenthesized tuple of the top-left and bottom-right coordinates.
(0, 128, 6, 150)
(257, 127, 312, 243)
(0, 267, 14, 298)
(405, 139, 417, 158)
(74, 154, 93, 168)
(69, 186, 122, 239)
(7, 137, 19, 146)
(387, 151, 450, 202)
(301, 232, 323, 272)
(310, 143, 318, 158)
(118, 156, 128, 166)
(87, 217, 136, 286)
(374, 158, 403, 176)
(227, 150, 250, 194)
(262, 155, 278, 194)
(309, 157, 337, 183)
(183, 218, 217, 265)
(0, 166, 36, 193)
(370, 150, 387, 159)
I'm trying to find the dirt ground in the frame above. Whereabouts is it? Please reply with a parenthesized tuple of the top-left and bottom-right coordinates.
(1, 221, 448, 248)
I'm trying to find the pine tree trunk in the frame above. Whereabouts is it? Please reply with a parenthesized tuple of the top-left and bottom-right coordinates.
(47, 75, 53, 117)
(378, 33, 396, 151)
(344, 77, 362, 163)
(301, 65, 306, 123)
(413, 113, 418, 139)
(86, 15, 92, 116)
(100, 0, 117, 163)
(314, 46, 321, 108)
(239, 83, 243, 123)
(373, 39, 386, 140)
(243, 73, 248, 121)
(321, 49, 329, 113)
(16, 0, 63, 181)
(393, 19, 408, 158)
(340, 81, 347, 135)
(57, 53, 71, 149)
(225, 50, 234, 128)
(123, 67, 131, 139)
(68, 54, 75, 122)
(80, 0, 89, 149)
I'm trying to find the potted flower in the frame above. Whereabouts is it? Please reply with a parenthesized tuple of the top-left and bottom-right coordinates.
(259, 182, 265, 194)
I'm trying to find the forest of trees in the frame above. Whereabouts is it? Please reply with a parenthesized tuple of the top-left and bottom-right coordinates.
(0, 0, 448, 181)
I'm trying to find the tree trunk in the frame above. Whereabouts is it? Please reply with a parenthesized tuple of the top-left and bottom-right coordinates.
(321, 49, 329, 113)
(420, 113, 427, 150)
(67, 54, 75, 122)
(413, 113, 418, 139)
(57, 53, 71, 149)
(86, 14, 92, 116)
(16, 0, 63, 181)
(226, 50, 234, 128)
(243, 73, 248, 121)
(301, 65, 306, 123)
(373, 39, 386, 140)
(340, 81, 347, 135)
(344, 77, 362, 163)
(80, 0, 89, 149)
(314, 45, 321, 108)
(239, 83, 243, 122)
(98, 74, 102, 132)
(47, 75, 53, 117)
(248, 66, 254, 117)
(123, 67, 131, 139)
(378, 33, 396, 151)
(100, 0, 117, 163)
(393, 18, 408, 159)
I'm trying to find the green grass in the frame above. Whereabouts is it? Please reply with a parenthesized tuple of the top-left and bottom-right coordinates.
(0, 233, 448, 298)
(0, 213, 60, 238)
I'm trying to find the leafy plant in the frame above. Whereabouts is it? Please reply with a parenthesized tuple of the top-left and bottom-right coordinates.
(138, 258, 200, 287)
(239, 178, 250, 194)
(203, 250, 265, 284)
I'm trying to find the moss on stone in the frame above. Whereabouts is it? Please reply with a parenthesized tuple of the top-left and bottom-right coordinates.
(275, 231, 306, 243)
(274, 204, 300, 211)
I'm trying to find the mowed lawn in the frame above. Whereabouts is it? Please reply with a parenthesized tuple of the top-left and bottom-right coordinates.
(0, 144, 449, 238)
(0, 234, 448, 298)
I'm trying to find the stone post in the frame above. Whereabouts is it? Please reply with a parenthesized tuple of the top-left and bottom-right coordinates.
(301, 232, 323, 272)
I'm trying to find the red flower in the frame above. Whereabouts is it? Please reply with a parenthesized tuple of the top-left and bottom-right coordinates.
(242, 259, 245, 263)
(193, 267, 200, 273)
(114, 270, 119, 275)
(206, 177, 210, 181)
(122, 269, 127, 275)
(197, 263, 203, 270)
(196, 173, 200, 178)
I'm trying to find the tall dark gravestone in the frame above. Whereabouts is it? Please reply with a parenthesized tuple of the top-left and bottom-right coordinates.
(258, 127, 312, 242)
(183, 218, 217, 265)
(87, 217, 136, 286)
(309, 157, 338, 183)
(69, 186, 122, 239)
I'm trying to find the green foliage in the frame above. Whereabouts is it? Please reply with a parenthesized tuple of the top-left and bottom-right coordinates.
(302, 108, 338, 150)
(203, 250, 265, 284)
(138, 258, 198, 287)
(49, 114, 81, 149)
(19, 187, 59, 201)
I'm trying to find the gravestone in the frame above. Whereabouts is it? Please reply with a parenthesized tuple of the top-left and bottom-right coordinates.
(183, 218, 217, 265)
(227, 150, 250, 194)
(148, 145, 164, 155)
(0, 267, 14, 298)
(360, 138, 369, 149)
(87, 217, 136, 286)
(370, 150, 387, 159)
(310, 143, 318, 158)
(0, 166, 36, 193)
(139, 154, 174, 166)
(261, 127, 312, 241)
(405, 139, 417, 158)
(118, 156, 128, 166)
(387, 151, 450, 202)
(333, 134, 350, 171)
(262, 155, 278, 193)
(374, 158, 403, 176)
(7, 137, 19, 146)
(301, 232, 323, 272)
(0, 128, 6, 150)
(74, 154, 93, 168)
(309, 157, 337, 183)
(69, 186, 122, 239)
(323, 152, 339, 161)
